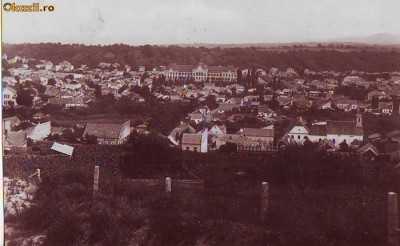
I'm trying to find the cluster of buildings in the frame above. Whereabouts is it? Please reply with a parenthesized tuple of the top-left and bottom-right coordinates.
(2, 54, 400, 162)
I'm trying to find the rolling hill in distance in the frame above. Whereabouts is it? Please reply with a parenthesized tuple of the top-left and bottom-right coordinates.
(170, 33, 400, 48)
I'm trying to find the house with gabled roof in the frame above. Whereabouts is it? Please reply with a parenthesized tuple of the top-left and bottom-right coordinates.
(242, 127, 274, 143)
(4, 130, 27, 150)
(3, 116, 21, 133)
(181, 130, 208, 152)
(168, 121, 196, 146)
(378, 102, 393, 115)
(83, 121, 131, 145)
(287, 120, 310, 143)
(358, 143, 379, 160)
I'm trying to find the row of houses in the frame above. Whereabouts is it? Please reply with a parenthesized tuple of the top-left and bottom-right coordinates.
(2, 117, 132, 151)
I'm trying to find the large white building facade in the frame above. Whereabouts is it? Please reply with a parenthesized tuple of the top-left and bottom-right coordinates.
(165, 62, 237, 82)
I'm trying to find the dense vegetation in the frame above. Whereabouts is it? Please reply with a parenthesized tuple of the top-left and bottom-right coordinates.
(5, 137, 400, 245)
(3, 43, 400, 72)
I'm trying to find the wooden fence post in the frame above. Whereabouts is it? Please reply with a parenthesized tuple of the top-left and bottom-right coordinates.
(166, 177, 171, 193)
(37, 169, 41, 182)
(93, 166, 99, 197)
(261, 182, 269, 223)
(388, 192, 398, 246)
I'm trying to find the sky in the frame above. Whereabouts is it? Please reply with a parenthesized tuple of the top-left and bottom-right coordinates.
(2, 0, 400, 45)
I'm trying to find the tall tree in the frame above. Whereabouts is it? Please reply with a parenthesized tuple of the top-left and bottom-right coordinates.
(16, 85, 34, 107)
(94, 85, 102, 98)
(237, 68, 242, 84)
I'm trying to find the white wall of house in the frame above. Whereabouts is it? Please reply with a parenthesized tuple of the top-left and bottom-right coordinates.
(201, 130, 208, 153)
(288, 126, 309, 143)
(308, 135, 327, 142)
(3, 87, 17, 107)
(182, 144, 201, 152)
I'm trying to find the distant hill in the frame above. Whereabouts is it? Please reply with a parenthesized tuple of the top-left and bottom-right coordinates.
(332, 33, 400, 45)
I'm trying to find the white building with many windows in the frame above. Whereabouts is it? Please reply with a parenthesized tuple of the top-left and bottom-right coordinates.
(3, 86, 17, 107)
(165, 61, 237, 82)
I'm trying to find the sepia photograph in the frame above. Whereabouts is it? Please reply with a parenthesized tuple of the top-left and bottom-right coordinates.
(1, 0, 400, 245)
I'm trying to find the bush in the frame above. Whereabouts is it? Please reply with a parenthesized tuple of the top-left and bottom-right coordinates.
(45, 205, 81, 246)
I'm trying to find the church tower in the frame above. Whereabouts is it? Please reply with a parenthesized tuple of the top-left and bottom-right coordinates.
(356, 112, 362, 128)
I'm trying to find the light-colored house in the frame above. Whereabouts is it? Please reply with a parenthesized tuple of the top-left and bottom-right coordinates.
(379, 102, 393, 115)
(181, 131, 208, 153)
(168, 121, 196, 145)
(288, 121, 310, 143)
(56, 61, 74, 72)
(4, 130, 27, 150)
(335, 99, 359, 111)
(3, 116, 21, 133)
(3, 86, 17, 107)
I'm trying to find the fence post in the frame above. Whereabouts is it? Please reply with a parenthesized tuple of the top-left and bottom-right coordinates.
(261, 182, 269, 223)
(388, 192, 398, 246)
(37, 169, 41, 182)
(165, 177, 171, 193)
(93, 166, 99, 197)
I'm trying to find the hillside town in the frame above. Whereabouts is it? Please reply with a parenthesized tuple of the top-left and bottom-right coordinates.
(2, 54, 400, 162)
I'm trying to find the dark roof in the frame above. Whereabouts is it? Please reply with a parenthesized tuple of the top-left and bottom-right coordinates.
(326, 121, 363, 135)
(309, 125, 327, 136)
(243, 128, 274, 138)
(219, 103, 240, 111)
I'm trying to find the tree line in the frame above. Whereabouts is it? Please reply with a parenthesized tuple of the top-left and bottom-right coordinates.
(3, 43, 400, 72)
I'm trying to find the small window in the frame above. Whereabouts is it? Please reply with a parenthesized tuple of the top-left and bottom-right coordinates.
(194, 147, 198, 152)
(186, 147, 189, 150)
(298, 135, 300, 140)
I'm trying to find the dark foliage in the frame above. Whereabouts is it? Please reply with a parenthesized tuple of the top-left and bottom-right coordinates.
(3, 43, 400, 72)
